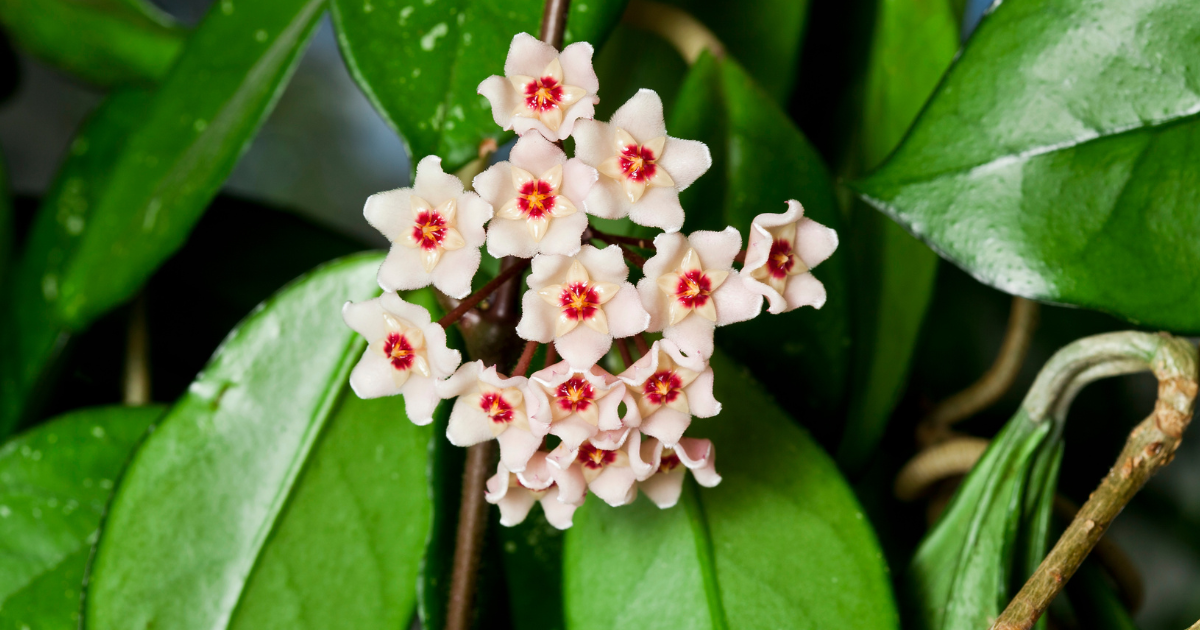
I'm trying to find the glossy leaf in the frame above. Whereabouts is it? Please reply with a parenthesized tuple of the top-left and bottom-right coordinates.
(670, 53, 850, 419)
(0, 0, 324, 434)
(660, 0, 811, 103)
(0, 155, 11, 287)
(501, 510, 567, 630)
(85, 254, 434, 630)
(0, 405, 163, 630)
(565, 351, 898, 629)
(854, 0, 1200, 332)
(0, 0, 185, 86)
(330, 0, 627, 172)
(836, 0, 957, 468)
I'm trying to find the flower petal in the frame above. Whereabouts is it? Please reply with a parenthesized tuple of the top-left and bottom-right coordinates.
(497, 426, 541, 473)
(539, 486, 581, 529)
(640, 469, 687, 508)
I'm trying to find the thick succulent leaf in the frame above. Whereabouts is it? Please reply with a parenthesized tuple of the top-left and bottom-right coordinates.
(854, 0, 1200, 332)
(564, 351, 898, 629)
(670, 53, 850, 419)
(330, 0, 627, 172)
(906, 414, 1056, 630)
(0, 405, 163, 630)
(660, 0, 810, 103)
(0, 0, 323, 435)
(85, 254, 433, 630)
(0, 0, 184, 86)
(836, 0, 957, 468)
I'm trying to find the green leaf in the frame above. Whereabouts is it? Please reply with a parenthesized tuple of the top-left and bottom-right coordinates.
(330, 0, 627, 172)
(501, 510, 567, 630)
(836, 0, 958, 468)
(0, 0, 185, 86)
(854, 0, 1200, 332)
(1066, 560, 1140, 630)
(84, 254, 434, 630)
(0, 155, 11, 287)
(660, 0, 811, 103)
(564, 351, 898, 629)
(0, 405, 163, 630)
(670, 53, 850, 418)
(0, 0, 323, 434)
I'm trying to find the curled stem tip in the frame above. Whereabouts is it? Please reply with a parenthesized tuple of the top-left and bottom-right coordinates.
(622, 0, 724, 64)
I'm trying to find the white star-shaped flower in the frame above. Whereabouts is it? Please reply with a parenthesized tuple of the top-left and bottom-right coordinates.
(547, 429, 658, 508)
(637, 228, 763, 359)
(516, 245, 650, 369)
(342, 293, 461, 425)
(365, 156, 493, 299)
(477, 33, 599, 141)
(573, 89, 711, 232)
(617, 340, 720, 446)
(438, 361, 544, 473)
(474, 133, 596, 258)
(741, 200, 839, 313)
(528, 360, 629, 452)
(485, 452, 583, 530)
(636, 436, 722, 509)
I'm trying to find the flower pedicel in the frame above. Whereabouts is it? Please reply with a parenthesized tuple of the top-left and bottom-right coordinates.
(341, 33, 839, 529)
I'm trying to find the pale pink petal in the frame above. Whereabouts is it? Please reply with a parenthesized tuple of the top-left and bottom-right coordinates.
(554, 324, 612, 370)
(348, 351, 401, 399)
(557, 41, 599, 93)
(662, 315, 716, 360)
(580, 172, 629, 220)
(446, 399, 494, 447)
(595, 379, 627, 431)
(515, 290, 559, 344)
(471, 161, 512, 205)
(550, 461, 587, 504)
(549, 414, 599, 452)
(435, 360, 485, 399)
(377, 244, 429, 293)
(510, 132, 568, 173)
(656, 137, 712, 191)
(642, 231, 687, 279)
(640, 469, 687, 508)
(687, 227, 741, 268)
(795, 216, 840, 269)
(456, 192, 493, 245)
(419, 323, 461, 378)
(485, 464, 512, 503)
(412, 155, 465, 203)
(676, 437, 722, 487)
(589, 466, 638, 507)
(380, 292, 434, 326)
(429, 246, 481, 299)
(711, 273, 763, 326)
(532, 211, 589, 257)
(516, 451, 555, 490)
(342, 298, 387, 341)
(618, 388, 643, 428)
(562, 158, 599, 207)
(589, 427, 631, 450)
(399, 376, 441, 426)
(504, 33, 559, 77)
(511, 96, 598, 141)
(605, 285, 650, 339)
(783, 271, 828, 311)
(607, 89, 668, 146)
(639, 408, 691, 447)
(496, 486, 538, 526)
(485, 216, 541, 259)
(498, 426, 541, 473)
(625, 186, 685, 233)
(574, 244, 630, 283)
(478, 75, 522, 130)
(570, 119, 612, 180)
(539, 486, 581, 528)
(546, 443, 578, 471)
(363, 188, 413, 242)
(628, 430, 662, 480)
(684, 368, 721, 418)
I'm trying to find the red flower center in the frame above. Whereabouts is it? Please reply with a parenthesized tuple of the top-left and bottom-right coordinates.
(767, 238, 795, 279)
(524, 76, 564, 112)
(577, 442, 616, 470)
(479, 391, 515, 425)
(618, 143, 658, 182)
(643, 370, 683, 407)
(411, 210, 447, 250)
(556, 376, 596, 413)
(517, 180, 557, 219)
(559, 282, 600, 322)
(383, 332, 415, 371)
(674, 269, 713, 308)
(659, 449, 681, 473)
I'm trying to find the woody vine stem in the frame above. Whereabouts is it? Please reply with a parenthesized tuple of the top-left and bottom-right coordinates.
(442, 2, 573, 628)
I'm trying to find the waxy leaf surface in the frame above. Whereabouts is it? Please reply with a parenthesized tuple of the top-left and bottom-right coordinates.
(0, 406, 162, 630)
(330, 0, 627, 172)
(670, 53, 850, 418)
(0, 0, 184, 86)
(0, 0, 322, 434)
(85, 254, 433, 630)
(855, 0, 1200, 332)
(565, 351, 898, 630)
(836, 0, 957, 469)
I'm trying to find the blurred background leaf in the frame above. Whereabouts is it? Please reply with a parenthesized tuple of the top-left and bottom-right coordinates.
(0, 0, 324, 435)
(0, 0, 186, 86)
(0, 405, 162, 630)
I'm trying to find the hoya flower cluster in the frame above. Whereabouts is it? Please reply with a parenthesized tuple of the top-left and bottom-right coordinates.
(342, 33, 838, 530)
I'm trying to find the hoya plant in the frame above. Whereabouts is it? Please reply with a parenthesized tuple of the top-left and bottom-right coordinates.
(0, 0, 1198, 628)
